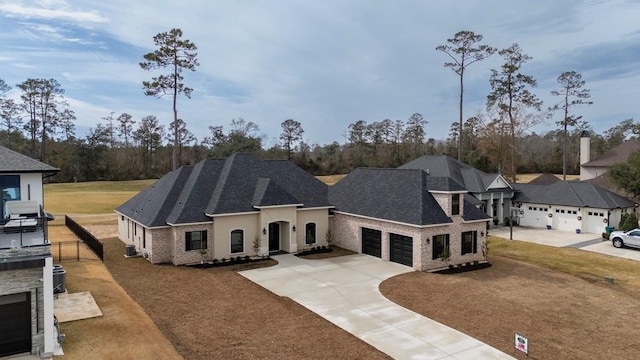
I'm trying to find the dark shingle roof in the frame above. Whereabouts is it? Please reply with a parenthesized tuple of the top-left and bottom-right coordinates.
(513, 181, 634, 209)
(582, 140, 640, 167)
(528, 173, 561, 185)
(116, 154, 330, 226)
(329, 168, 453, 226)
(0, 146, 59, 173)
(399, 155, 508, 193)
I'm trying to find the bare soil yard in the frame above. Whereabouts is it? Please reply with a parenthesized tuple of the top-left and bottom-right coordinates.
(101, 236, 389, 360)
(380, 255, 640, 360)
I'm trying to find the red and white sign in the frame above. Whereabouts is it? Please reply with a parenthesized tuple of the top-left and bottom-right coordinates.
(515, 333, 528, 354)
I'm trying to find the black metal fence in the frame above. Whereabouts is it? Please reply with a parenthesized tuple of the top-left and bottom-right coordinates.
(51, 240, 81, 262)
(65, 216, 104, 261)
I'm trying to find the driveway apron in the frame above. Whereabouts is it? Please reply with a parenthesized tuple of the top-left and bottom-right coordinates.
(240, 254, 513, 360)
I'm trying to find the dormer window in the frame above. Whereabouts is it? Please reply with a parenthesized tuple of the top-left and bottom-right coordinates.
(451, 194, 460, 216)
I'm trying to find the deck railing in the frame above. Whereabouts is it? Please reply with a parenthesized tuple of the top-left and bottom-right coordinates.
(0, 216, 48, 249)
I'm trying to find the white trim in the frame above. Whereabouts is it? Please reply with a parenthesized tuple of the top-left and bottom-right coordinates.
(298, 206, 335, 211)
(428, 190, 468, 194)
(486, 174, 513, 190)
(166, 221, 211, 226)
(207, 211, 260, 217)
(253, 204, 303, 209)
(115, 212, 171, 229)
(332, 210, 450, 228)
(463, 218, 491, 224)
(230, 228, 245, 254)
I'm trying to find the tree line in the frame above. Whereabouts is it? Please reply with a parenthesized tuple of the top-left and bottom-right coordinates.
(0, 28, 631, 183)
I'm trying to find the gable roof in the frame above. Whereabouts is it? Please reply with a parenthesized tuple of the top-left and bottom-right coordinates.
(528, 173, 560, 185)
(116, 154, 330, 227)
(0, 146, 59, 173)
(513, 181, 635, 209)
(582, 139, 640, 167)
(399, 155, 510, 193)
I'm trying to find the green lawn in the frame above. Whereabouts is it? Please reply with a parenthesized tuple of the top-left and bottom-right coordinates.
(44, 180, 155, 214)
(489, 236, 640, 291)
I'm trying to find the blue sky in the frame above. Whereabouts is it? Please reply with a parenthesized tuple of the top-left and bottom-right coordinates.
(1, 0, 639, 147)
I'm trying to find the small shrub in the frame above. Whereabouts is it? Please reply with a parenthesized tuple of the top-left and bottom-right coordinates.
(602, 232, 610, 240)
(244, 255, 250, 261)
(212, 258, 218, 263)
(620, 213, 639, 232)
(221, 258, 226, 262)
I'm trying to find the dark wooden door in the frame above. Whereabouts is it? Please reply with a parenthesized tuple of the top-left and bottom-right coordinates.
(269, 222, 280, 251)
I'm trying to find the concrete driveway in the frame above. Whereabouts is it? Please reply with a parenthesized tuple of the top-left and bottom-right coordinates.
(240, 254, 513, 360)
(490, 226, 640, 261)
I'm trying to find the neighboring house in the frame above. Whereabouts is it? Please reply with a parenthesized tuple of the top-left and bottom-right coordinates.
(0, 145, 58, 359)
(527, 173, 561, 186)
(400, 155, 514, 224)
(329, 168, 490, 271)
(512, 181, 635, 234)
(115, 154, 332, 266)
(580, 131, 640, 181)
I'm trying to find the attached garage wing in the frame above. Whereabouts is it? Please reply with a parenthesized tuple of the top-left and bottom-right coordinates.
(361, 227, 381, 258)
(0, 293, 31, 357)
(389, 233, 413, 267)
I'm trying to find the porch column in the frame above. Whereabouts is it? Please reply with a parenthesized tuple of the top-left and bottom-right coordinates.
(498, 192, 504, 222)
(489, 193, 494, 219)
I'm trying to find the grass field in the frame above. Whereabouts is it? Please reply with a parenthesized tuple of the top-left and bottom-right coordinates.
(44, 180, 154, 214)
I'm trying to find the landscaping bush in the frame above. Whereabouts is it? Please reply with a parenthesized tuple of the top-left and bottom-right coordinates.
(620, 213, 639, 232)
(602, 232, 610, 240)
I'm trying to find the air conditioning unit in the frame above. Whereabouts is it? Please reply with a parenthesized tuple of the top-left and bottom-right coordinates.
(125, 244, 136, 257)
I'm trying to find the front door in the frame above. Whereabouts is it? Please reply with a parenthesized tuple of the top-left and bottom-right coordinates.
(269, 222, 280, 252)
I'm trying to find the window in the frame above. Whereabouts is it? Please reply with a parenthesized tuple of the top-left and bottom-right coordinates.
(185, 230, 207, 251)
(0, 175, 20, 219)
(305, 223, 316, 245)
(528, 207, 532, 210)
(461, 231, 478, 255)
(432, 234, 450, 260)
(230, 229, 244, 254)
(142, 228, 146, 249)
(555, 209, 559, 213)
(451, 194, 460, 215)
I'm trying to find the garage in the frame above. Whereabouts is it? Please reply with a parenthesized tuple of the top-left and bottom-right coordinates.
(585, 210, 606, 234)
(389, 233, 413, 267)
(361, 227, 381, 258)
(552, 208, 580, 231)
(0, 293, 31, 357)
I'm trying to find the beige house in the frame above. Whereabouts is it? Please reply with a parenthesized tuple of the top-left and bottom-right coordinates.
(116, 154, 332, 265)
(329, 168, 489, 271)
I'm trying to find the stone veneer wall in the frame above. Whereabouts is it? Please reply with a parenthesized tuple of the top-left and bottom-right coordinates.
(331, 213, 487, 271)
(0, 266, 47, 356)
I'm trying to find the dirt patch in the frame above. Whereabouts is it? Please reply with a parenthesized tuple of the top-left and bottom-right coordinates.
(57, 259, 181, 360)
(380, 256, 640, 360)
(297, 245, 356, 259)
(102, 237, 389, 359)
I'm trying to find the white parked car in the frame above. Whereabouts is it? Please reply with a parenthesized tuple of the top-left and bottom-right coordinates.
(610, 229, 640, 249)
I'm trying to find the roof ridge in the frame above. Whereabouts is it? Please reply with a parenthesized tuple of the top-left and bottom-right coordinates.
(207, 154, 238, 213)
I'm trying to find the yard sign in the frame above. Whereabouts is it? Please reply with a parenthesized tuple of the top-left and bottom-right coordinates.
(515, 333, 528, 354)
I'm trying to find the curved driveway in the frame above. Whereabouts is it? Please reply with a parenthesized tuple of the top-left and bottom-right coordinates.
(240, 254, 513, 360)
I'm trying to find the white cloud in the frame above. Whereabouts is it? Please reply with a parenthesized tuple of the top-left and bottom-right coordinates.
(0, 1, 108, 23)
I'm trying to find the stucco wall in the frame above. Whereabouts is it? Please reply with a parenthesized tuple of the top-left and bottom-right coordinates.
(296, 208, 329, 250)
(331, 213, 487, 271)
(213, 213, 260, 259)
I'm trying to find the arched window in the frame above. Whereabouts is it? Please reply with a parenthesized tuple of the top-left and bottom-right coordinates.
(305, 223, 316, 245)
(230, 229, 244, 253)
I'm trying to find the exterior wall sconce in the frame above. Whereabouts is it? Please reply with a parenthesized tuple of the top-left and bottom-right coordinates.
(292, 225, 296, 232)
(426, 238, 430, 244)
(262, 228, 266, 235)
(481, 231, 485, 237)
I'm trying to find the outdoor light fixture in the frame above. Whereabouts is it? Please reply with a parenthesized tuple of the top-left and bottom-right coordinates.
(426, 238, 430, 244)
(481, 231, 485, 237)
(292, 225, 296, 232)
(262, 228, 266, 235)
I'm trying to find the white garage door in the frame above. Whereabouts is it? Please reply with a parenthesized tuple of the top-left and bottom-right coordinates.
(520, 206, 548, 228)
(552, 208, 580, 231)
(584, 210, 606, 234)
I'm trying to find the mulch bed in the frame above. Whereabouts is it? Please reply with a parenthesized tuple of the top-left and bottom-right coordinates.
(102, 237, 390, 360)
(380, 255, 640, 360)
